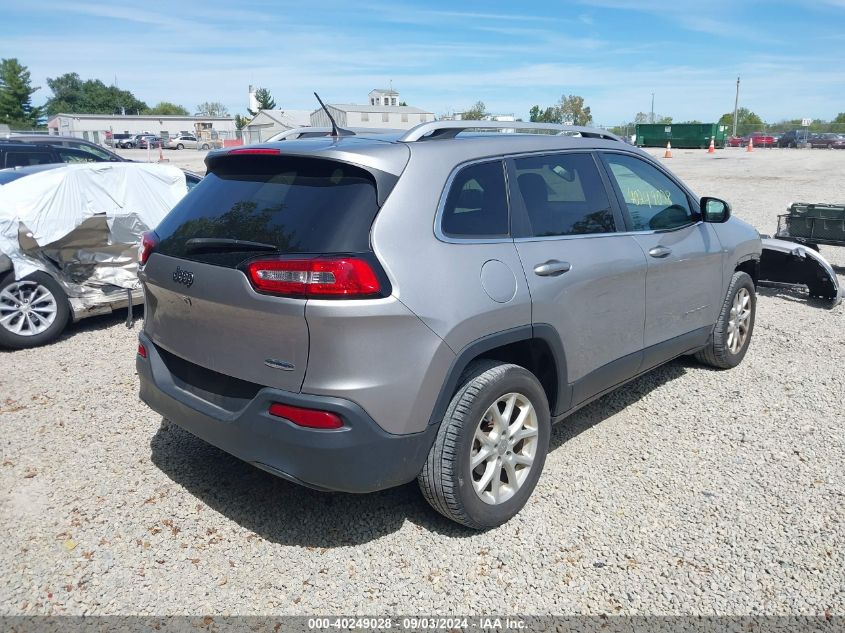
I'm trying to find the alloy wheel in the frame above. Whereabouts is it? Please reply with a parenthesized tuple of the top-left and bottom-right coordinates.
(470, 392, 539, 505)
(727, 287, 751, 354)
(0, 281, 59, 337)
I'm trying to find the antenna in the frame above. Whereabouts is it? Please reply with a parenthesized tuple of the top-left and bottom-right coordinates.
(313, 92, 353, 137)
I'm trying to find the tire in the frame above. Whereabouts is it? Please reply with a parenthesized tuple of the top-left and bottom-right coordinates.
(176, 143, 184, 150)
(201, 143, 210, 150)
(418, 360, 550, 530)
(0, 271, 70, 349)
(695, 271, 756, 369)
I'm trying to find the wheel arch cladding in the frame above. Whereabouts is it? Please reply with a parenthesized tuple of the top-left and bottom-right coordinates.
(427, 325, 570, 427)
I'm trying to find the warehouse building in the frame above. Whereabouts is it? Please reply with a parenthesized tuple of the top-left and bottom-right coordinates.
(310, 88, 434, 130)
(46, 113, 237, 145)
(242, 109, 312, 143)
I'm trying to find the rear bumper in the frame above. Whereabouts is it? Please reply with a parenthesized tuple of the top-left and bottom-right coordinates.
(137, 332, 437, 493)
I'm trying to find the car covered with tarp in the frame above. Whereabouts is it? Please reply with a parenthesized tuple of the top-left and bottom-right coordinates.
(0, 162, 190, 348)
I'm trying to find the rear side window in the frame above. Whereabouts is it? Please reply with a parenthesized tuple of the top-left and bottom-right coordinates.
(3, 150, 55, 168)
(441, 161, 509, 238)
(512, 152, 615, 237)
(155, 156, 380, 266)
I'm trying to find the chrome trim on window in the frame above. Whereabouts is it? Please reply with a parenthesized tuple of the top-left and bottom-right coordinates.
(434, 155, 512, 244)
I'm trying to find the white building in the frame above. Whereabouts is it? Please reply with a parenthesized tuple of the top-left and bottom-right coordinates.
(369, 88, 399, 107)
(447, 112, 516, 122)
(46, 113, 237, 144)
(243, 109, 312, 143)
(311, 89, 434, 130)
(311, 104, 434, 130)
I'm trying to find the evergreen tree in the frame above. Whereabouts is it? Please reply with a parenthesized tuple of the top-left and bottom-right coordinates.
(0, 58, 41, 128)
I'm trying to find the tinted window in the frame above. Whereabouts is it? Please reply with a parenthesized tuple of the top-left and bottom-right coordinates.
(156, 156, 380, 266)
(65, 142, 110, 159)
(3, 150, 56, 168)
(57, 148, 101, 163)
(441, 161, 508, 238)
(513, 152, 615, 237)
(602, 153, 695, 231)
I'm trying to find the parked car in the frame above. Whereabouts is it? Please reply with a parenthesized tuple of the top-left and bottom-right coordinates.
(0, 142, 108, 168)
(5, 135, 126, 162)
(743, 132, 775, 147)
(726, 135, 744, 147)
(107, 133, 133, 149)
(777, 130, 810, 148)
(138, 136, 164, 149)
(808, 133, 845, 149)
(136, 121, 763, 529)
(0, 162, 202, 189)
(121, 134, 156, 149)
(165, 134, 212, 150)
(0, 163, 194, 349)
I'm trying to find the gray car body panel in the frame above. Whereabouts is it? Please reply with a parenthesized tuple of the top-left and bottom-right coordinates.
(303, 297, 456, 435)
(709, 216, 763, 289)
(140, 253, 309, 393)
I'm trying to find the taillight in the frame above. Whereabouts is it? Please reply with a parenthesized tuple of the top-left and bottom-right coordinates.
(140, 231, 159, 266)
(228, 148, 281, 155)
(245, 257, 383, 299)
(268, 403, 343, 429)
(137, 343, 147, 358)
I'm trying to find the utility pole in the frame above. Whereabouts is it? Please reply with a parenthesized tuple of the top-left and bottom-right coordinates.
(732, 76, 740, 137)
(650, 93, 655, 124)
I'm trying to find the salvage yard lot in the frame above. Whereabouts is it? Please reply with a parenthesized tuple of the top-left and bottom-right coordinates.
(1, 148, 843, 615)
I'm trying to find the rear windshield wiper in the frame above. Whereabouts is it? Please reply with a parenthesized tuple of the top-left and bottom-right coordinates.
(185, 238, 280, 253)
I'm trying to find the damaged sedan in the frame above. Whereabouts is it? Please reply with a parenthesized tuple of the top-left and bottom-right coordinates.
(0, 162, 195, 348)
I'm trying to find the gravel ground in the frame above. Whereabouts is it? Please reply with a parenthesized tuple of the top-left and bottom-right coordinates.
(1, 147, 843, 616)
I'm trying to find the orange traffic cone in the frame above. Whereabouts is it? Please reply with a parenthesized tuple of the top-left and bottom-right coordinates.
(746, 137, 753, 153)
(708, 137, 715, 153)
(158, 145, 168, 163)
(664, 141, 673, 158)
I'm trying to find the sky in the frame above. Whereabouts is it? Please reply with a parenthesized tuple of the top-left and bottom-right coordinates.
(2, 0, 844, 124)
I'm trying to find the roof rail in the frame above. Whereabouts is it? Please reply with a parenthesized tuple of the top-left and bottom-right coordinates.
(398, 120, 624, 143)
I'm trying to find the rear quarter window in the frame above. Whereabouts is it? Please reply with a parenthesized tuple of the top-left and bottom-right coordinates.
(441, 160, 509, 238)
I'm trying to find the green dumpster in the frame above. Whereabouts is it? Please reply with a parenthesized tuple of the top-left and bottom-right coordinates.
(635, 123, 728, 149)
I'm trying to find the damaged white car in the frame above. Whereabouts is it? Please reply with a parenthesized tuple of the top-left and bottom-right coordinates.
(0, 162, 194, 349)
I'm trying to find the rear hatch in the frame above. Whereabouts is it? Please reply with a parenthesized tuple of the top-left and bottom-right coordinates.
(141, 149, 399, 393)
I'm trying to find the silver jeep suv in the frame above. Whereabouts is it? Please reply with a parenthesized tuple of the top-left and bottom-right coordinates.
(137, 121, 761, 529)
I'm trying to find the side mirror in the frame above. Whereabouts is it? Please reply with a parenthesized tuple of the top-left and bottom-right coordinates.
(701, 197, 731, 223)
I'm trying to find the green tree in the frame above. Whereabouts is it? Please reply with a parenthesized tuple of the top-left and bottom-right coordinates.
(718, 107, 763, 129)
(833, 113, 845, 124)
(247, 87, 276, 116)
(234, 114, 251, 130)
(143, 101, 189, 115)
(461, 101, 487, 120)
(196, 101, 229, 117)
(558, 94, 592, 126)
(529, 105, 562, 123)
(0, 58, 41, 128)
(44, 72, 147, 115)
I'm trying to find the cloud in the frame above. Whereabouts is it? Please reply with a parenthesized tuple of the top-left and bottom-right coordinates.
(5, 0, 844, 123)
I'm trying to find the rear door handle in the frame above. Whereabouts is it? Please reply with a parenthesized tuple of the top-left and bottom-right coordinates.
(533, 260, 571, 277)
(648, 246, 672, 258)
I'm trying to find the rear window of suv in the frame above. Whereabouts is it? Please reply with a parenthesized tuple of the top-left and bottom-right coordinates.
(155, 155, 381, 266)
